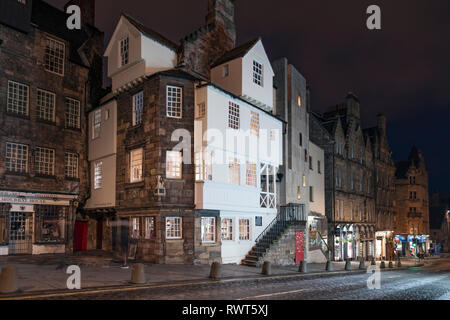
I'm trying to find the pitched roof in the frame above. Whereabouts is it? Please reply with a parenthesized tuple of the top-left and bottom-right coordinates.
(122, 13, 179, 51)
(31, 0, 102, 68)
(211, 37, 261, 68)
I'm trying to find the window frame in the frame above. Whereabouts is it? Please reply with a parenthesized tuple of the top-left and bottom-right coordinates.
(119, 36, 129, 67)
(166, 85, 183, 119)
(5, 142, 28, 173)
(239, 218, 251, 241)
(228, 101, 240, 130)
(246, 161, 257, 187)
(44, 37, 65, 76)
(65, 97, 81, 129)
(35, 146, 55, 176)
(252, 60, 263, 87)
(7, 80, 29, 116)
(132, 91, 144, 126)
(130, 148, 144, 183)
(166, 150, 183, 180)
(221, 218, 233, 241)
(166, 217, 182, 240)
(36, 88, 56, 122)
(94, 161, 103, 190)
(64, 152, 79, 179)
(201, 217, 216, 243)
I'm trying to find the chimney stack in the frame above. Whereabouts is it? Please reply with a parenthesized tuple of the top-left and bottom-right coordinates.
(65, 0, 96, 27)
(205, 0, 236, 46)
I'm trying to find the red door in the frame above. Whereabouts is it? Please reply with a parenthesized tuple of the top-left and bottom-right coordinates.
(74, 221, 87, 251)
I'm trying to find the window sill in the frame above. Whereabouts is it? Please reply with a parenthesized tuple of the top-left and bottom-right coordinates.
(5, 112, 30, 120)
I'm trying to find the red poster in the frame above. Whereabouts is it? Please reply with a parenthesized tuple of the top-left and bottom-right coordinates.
(296, 231, 305, 264)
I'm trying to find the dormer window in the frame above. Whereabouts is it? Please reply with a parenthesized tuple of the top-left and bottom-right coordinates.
(253, 60, 263, 86)
(119, 37, 129, 67)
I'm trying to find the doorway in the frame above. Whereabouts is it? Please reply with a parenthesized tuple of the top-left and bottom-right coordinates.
(96, 219, 103, 250)
(9, 212, 33, 255)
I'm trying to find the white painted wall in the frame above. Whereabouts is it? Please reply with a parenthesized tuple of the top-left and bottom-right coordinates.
(210, 58, 243, 97)
(194, 85, 283, 264)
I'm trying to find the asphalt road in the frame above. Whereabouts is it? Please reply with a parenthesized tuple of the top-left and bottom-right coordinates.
(22, 259, 449, 300)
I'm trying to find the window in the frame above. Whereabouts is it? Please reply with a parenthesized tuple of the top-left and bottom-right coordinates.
(221, 218, 233, 241)
(299, 133, 303, 147)
(166, 86, 182, 118)
(310, 186, 314, 202)
(130, 148, 143, 183)
(260, 163, 276, 208)
(350, 202, 353, 221)
(298, 94, 302, 107)
(410, 176, 416, 185)
(228, 102, 240, 130)
(35, 206, 65, 243)
(7, 81, 29, 115)
(246, 161, 257, 187)
(35, 147, 55, 176)
(45, 37, 65, 75)
(65, 98, 80, 129)
(223, 64, 229, 77)
(166, 217, 182, 239)
(410, 191, 417, 200)
(65, 153, 78, 178)
(131, 217, 140, 235)
(304, 149, 308, 162)
(318, 161, 321, 174)
(195, 151, 212, 181)
(144, 217, 155, 240)
(92, 109, 101, 139)
(201, 217, 216, 243)
(196, 103, 206, 119)
(132, 92, 144, 126)
(37, 89, 55, 122)
(105, 109, 110, 121)
(253, 60, 263, 86)
(229, 158, 241, 185)
(297, 186, 301, 200)
(94, 161, 103, 189)
(309, 156, 313, 170)
(166, 151, 182, 179)
(119, 37, 129, 67)
(302, 175, 307, 187)
(239, 219, 250, 241)
(6, 142, 28, 173)
(250, 111, 260, 137)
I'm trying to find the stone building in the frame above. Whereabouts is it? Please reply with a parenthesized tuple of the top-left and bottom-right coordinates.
(310, 93, 376, 261)
(364, 114, 397, 260)
(430, 192, 450, 253)
(0, 0, 103, 256)
(394, 147, 430, 255)
(85, 0, 240, 264)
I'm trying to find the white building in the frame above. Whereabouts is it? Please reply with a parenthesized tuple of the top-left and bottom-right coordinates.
(195, 38, 284, 264)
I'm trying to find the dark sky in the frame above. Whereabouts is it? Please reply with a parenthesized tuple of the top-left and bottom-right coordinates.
(48, 0, 450, 194)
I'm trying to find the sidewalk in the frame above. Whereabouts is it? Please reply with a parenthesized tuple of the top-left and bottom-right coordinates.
(0, 252, 425, 295)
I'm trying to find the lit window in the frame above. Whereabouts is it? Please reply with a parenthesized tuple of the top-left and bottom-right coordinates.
(229, 158, 241, 185)
(302, 175, 307, 187)
(65, 98, 80, 129)
(37, 89, 55, 122)
(298, 94, 302, 107)
(166, 217, 182, 239)
(228, 102, 240, 130)
(144, 217, 155, 240)
(253, 60, 263, 86)
(250, 111, 260, 137)
(201, 217, 216, 243)
(65, 153, 78, 178)
(221, 218, 233, 241)
(195, 151, 212, 181)
(131, 217, 140, 235)
(35, 147, 55, 176)
(297, 186, 301, 200)
(7, 81, 29, 115)
(239, 219, 250, 241)
(45, 37, 65, 75)
(94, 161, 103, 189)
(132, 92, 144, 126)
(246, 161, 257, 187)
(130, 148, 143, 183)
(166, 151, 182, 179)
(166, 86, 182, 118)
(119, 37, 129, 67)
(35, 205, 65, 243)
(5, 143, 28, 173)
(92, 109, 101, 139)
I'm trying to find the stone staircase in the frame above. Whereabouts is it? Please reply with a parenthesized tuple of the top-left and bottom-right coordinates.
(241, 204, 307, 267)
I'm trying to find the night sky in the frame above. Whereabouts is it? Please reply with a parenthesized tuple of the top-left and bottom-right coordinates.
(48, 0, 450, 194)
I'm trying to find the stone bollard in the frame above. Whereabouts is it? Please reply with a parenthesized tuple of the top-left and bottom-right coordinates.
(345, 259, 352, 271)
(261, 261, 272, 276)
(380, 261, 386, 269)
(397, 259, 402, 268)
(371, 258, 376, 266)
(359, 258, 366, 270)
(209, 262, 222, 280)
(388, 261, 393, 269)
(131, 263, 146, 284)
(325, 260, 334, 272)
(298, 261, 307, 273)
(0, 266, 19, 294)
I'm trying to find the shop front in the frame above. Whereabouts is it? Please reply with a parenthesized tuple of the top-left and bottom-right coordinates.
(394, 234, 430, 257)
(0, 191, 77, 256)
(375, 231, 395, 261)
(334, 224, 375, 261)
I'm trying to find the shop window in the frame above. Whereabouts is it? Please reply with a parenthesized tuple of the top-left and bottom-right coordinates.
(166, 217, 182, 239)
(35, 206, 65, 243)
(201, 217, 216, 243)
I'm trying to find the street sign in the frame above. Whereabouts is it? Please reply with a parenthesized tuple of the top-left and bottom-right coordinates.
(295, 231, 304, 264)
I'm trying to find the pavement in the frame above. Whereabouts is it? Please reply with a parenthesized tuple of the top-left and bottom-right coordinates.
(0, 250, 438, 298)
